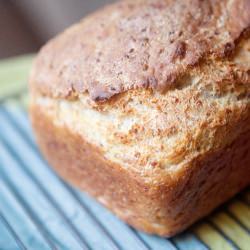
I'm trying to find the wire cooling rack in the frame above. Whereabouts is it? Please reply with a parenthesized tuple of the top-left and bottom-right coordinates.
(0, 56, 249, 250)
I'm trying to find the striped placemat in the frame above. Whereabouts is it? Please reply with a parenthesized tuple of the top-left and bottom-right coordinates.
(0, 55, 249, 250)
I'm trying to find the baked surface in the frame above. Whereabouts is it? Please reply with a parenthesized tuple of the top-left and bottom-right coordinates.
(30, 0, 250, 101)
(30, 0, 250, 236)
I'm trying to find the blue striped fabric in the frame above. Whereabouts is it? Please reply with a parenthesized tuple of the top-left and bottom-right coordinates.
(0, 103, 210, 249)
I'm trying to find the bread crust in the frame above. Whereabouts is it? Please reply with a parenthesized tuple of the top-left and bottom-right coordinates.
(30, 0, 250, 101)
(30, 104, 250, 236)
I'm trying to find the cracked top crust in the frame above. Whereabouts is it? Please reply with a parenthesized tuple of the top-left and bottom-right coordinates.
(30, 0, 250, 101)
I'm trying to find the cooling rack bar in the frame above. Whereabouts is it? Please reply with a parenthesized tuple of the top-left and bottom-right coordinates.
(0, 210, 27, 250)
(0, 160, 58, 250)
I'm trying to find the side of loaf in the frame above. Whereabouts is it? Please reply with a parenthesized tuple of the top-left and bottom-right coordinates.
(30, 0, 250, 236)
(30, 98, 250, 236)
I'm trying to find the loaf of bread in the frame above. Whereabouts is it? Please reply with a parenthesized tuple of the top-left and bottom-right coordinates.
(29, 0, 250, 236)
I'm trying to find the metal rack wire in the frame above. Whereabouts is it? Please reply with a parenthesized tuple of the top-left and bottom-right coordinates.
(0, 93, 249, 250)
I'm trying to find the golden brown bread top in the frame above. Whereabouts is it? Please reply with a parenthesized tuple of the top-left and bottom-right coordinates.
(30, 0, 250, 101)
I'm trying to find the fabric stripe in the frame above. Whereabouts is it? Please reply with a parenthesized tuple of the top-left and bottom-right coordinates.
(172, 232, 208, 250)
(0, 210, 27, 250)
(193, 223, 235, 250)
(0, 151, 60, 250)
(0, 55, 33, 100)
(210, 212, 250, 250)
(227, 200, 250, 230)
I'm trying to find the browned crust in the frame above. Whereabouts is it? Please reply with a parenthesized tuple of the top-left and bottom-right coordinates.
(30, 104, 250, 236)
(30, 0, 250, 101)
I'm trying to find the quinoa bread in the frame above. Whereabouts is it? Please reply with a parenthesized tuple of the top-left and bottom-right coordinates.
(29, 0, 250, 236)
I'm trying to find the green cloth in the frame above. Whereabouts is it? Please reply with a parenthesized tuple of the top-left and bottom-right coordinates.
(0, 55, 33, 101)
